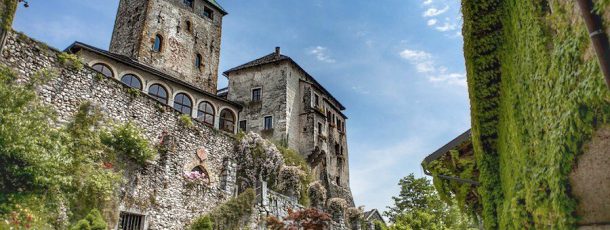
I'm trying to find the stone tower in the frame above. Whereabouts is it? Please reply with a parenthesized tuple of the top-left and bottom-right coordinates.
(109, 0, 226, 93)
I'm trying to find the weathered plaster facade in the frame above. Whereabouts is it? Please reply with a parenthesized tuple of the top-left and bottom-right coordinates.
(110, 0, 225, 93)
(225, 49, 354, 205)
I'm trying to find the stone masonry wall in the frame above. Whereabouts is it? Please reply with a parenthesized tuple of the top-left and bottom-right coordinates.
(110, 0, 223, 93)
(1, 31, 237, 229)
(109, 0, 148, 58)
(227, 62, 291, 143)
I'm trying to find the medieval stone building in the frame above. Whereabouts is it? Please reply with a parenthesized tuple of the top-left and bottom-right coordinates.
(0, 0, 355, 229)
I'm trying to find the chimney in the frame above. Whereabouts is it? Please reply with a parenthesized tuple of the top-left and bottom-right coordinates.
(275, 47, 281, 57)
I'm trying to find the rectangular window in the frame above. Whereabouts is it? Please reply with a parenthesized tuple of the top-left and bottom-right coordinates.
(264, 116, 273, 130)
(318, 122, 323, 135)
(203, 7, 214, 20)
(314, 94, 320, 107)
(239, 120, 247, 132)
(252, 88, 261, 102)
(118, 212, 144, 230)
(337, 120, 342, 132)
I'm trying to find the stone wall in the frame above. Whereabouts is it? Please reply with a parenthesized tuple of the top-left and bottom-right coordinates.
(227, 62, 291, 143)
(0, 31, 237, 229)
(110, 0, 223, 93)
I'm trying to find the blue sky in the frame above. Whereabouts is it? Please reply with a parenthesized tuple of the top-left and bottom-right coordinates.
(13, 0, 470, 213)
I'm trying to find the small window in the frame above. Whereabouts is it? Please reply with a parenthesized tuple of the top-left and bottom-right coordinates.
(185, 20, 192, 32)
(148, 84, 168, 104)
(264, 116, 273, 130)
(203, 7, 214, 20)
(314, 94, 319, 107)
(153, 34, 163, 52)
(336, 176, 341, 186)
(183, 0, 193, 8)
(91, 63, 113, 78)
(174, 93, 192, 115)
(220, 109, 235, 132)
(318, 122, 323, 135)
(195, 53, 203, 70)
(197, 101, 215, 126)
(118, 212, 144, 230)
(239, 120, 247, 132)
(252, 88, 261, 101)
(121, 74, 142, 90)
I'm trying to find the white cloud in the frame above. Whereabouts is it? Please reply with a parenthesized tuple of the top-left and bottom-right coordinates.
(399, 49, 431, 62)
(399, 48, 465, 87)
(423, 0, 433, 5)
(427, 19, 438, 26)
(309, 46, 336, 63)
(423, 5, 449, 17)
(435, 21, 457, 31)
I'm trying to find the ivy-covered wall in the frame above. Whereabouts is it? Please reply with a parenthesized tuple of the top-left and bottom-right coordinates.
(463, 0, 610, 229)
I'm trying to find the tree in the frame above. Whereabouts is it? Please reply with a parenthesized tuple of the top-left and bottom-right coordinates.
(384, 174, 474, 230)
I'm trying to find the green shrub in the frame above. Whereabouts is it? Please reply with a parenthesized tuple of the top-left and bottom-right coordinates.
(190, 215, 213, 230)
(58, 52, 84, 71)
(101, 122, 155, 166)
(69, 209, 107, 230)
(191, 189, 256, 230)
(179, 114, 194, 128)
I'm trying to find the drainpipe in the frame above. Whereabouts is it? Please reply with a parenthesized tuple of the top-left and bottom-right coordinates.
(576, 0, 610, 90)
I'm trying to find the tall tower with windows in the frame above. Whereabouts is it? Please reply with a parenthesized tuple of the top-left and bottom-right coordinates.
(109, 0, 227, 93)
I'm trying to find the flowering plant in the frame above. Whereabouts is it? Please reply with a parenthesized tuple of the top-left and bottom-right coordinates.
(184, 171, 209, 186)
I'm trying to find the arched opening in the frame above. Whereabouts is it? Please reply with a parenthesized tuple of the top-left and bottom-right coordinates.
(91, 63, 113, 78)
(120, 74, 142, 90)
(173, 93, 192, 115)
(197, 101, 215, 126)
(148, 84, 168, 104)
(219, 109, 235, 132)
(187, 165, 210, 184)
(153, 34, 163, 52)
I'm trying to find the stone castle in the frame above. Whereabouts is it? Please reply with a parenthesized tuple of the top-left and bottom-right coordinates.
(0, 0, 358, 229)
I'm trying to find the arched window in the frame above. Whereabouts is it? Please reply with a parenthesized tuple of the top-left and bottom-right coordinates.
(197, 101, 215, 126)
(153, 34, 163, 52)
(91, 63, 113, 78)
(121, 74, 142, 90)
(195, 53, 202, 70)
(148, 84, 168, 104)
(173, 93, 192, 115)
(219, 109, 235, 132)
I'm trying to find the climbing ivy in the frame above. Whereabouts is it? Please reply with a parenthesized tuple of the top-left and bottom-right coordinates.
(424, 148, 479, 218)
(462, 0, 610, 228)
(1, 0, 17, 31)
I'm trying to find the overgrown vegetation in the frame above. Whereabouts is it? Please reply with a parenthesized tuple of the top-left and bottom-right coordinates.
(179, 114, 195, 128)
(462, 0, 610, 228)
(190, 189, 256, 230)
(58, 52, 84, 71)
(101, 122, 155, 166)
(69, 209, 107, 230)
(277, 145, 312, 206)
(0, 66, 154, 228)
(1, 0, 17, 31)
(424, 147, 480, 219)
